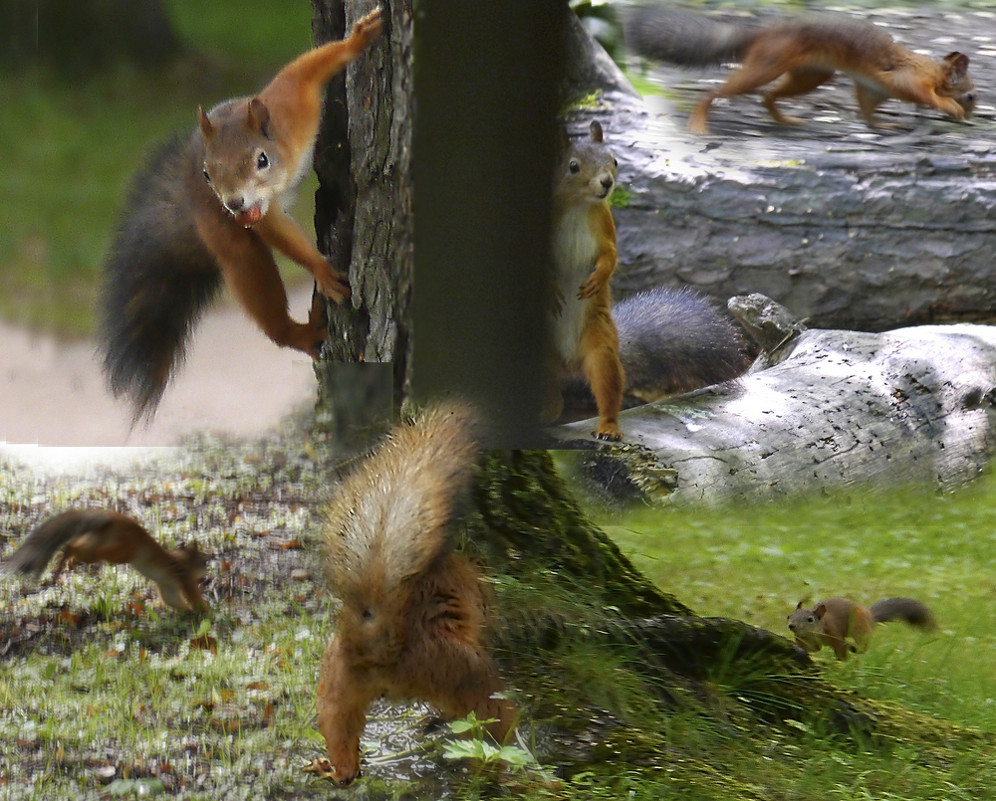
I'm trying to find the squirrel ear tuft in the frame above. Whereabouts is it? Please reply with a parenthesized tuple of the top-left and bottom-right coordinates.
(248, 98, 271, 137)
(795, 600, 804, 610)
(589, 120, 604, 144)
(943, 52, 969, 82)
(197, 106, 214, 140)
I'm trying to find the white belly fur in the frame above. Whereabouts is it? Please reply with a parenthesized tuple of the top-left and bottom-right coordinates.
(551, 205, 597, 366)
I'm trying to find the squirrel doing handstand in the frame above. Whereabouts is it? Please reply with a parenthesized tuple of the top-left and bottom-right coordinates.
(100, 9, 382, 420)
(316, 403, 515, 784)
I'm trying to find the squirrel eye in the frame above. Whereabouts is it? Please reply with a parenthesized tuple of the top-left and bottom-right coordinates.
(202, 168, 211, 184)
(257, 151, 269, 170)
(613, 158, 618, 168)
(568, 159, 580, 174)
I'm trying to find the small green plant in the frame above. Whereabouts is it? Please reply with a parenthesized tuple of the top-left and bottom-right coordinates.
(441, 711, 538, 774)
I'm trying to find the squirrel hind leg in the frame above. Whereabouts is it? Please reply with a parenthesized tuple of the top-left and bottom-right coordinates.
(401, 613, 513, 742)
(210, 234, 328, 357)
(579, 327, 624, 441)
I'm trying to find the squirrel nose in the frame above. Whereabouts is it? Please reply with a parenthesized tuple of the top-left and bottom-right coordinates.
(225, 197, 245, 214)
(600, 176, 614, 192)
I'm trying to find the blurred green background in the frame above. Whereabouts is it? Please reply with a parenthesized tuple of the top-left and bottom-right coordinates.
(0, 0, 315, 336)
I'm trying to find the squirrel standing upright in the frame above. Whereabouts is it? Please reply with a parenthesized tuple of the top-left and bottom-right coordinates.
(788, 597, 936, 660)
(316, 403, 514, 785)
(100, 9, 383, 419)
(624, 5, 974, 134)
(3, 510, 209, 612)
(547, 120, 625, 441)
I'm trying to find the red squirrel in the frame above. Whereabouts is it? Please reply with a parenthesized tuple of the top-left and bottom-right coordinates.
(316, 404, 515, 784)
(4, 510, 209, 613)
(788, 596, 936, 660)
(100, 9, 382, 419)
(625, 6, 974, 134)
(546, 120, 625, 441)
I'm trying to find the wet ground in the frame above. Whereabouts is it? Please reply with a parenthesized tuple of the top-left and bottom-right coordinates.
(0, 284, 319, 451)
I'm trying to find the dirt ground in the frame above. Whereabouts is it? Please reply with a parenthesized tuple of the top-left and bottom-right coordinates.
(0, 283, 319, 451)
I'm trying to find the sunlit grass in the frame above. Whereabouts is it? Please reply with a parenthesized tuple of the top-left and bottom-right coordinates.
(595, 474, 996, 735)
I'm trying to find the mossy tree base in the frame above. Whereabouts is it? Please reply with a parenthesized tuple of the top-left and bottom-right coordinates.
(458, 449, 987, 782)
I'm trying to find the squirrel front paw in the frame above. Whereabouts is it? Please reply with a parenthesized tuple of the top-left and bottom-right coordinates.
(577, 273, 603, 300)
(352, 7, 384, 45)
(314, 262, 351, 304)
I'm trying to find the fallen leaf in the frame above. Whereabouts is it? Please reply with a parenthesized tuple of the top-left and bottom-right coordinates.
(58, 610, 82, 626)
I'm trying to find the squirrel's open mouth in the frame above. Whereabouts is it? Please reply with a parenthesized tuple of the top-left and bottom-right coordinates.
(234, 205, 263, 228)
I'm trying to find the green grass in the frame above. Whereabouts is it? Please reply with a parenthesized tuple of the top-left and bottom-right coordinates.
(599, 479, 996, 732)
(2, 432, 995, 799)
(553, 476, 996, 800)
(0, 0, 314, 336)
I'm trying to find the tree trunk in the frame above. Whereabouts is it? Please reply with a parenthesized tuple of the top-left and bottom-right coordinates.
(305, 0, 945, 784)
(312, 0, 413, 418)
(552, 296, 996, 506)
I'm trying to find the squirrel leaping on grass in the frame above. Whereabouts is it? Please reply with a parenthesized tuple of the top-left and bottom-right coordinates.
(788, 596, 936, 660)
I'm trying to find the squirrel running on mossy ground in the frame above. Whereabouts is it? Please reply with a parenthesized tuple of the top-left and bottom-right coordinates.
(624, 5, 974, 134)
(99, 9, 382, 420)
(560, 286, 753, 416)
(787, 597, 936, 660)
(316, 403, 515, 785)
(3, 509, 210, 612)
(546, 120, 626, 441)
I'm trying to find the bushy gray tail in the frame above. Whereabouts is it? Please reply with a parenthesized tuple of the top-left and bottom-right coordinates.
(623, 4, 761, 66)
(562, 287, 752, 410)
(4, 510, 115, 577)
(869, 598, 937, 630)
(98, 134, 221, 422)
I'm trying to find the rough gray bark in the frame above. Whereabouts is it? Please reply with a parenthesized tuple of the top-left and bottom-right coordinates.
(576, 6, 996, 332)
(312, 0, 413, 410)
(554, 296, 996, 505)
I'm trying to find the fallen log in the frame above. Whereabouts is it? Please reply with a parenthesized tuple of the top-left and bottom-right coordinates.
(554, 296, 996, 505)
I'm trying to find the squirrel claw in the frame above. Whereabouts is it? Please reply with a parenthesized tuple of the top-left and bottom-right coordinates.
(577, 276, 600, 300)
(314, 265, 350, 304)
(352, 7, 384, 42)
(594, 425, 622, 441)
